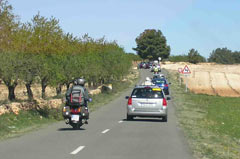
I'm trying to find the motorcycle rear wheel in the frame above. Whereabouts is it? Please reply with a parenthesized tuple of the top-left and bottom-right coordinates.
(71, 121, 83, 130)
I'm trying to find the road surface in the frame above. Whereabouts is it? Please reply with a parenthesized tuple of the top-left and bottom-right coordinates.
(0, 69, 193, 159)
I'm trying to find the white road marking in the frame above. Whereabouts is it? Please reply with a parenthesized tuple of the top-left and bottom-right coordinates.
(70, 146, 85, 155)
(102, 129, 110, 134)
(118, 120, 123, 123)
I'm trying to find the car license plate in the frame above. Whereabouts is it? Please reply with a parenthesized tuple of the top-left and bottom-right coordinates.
(141, 103, 155, 107)
(71, 115, 79, 121)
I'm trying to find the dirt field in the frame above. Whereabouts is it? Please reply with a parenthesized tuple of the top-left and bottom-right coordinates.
(162, 62, 240, 97)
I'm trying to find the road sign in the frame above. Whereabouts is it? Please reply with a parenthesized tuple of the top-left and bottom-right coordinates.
(182, 65, 191, 74)
(178, 68, 182, 73)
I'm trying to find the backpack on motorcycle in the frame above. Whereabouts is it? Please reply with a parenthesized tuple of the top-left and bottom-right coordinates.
(69, 85, 85, 106)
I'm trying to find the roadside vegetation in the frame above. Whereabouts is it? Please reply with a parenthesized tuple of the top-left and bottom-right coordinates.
(208, 48, 240, 64)
(0, 0, 139, 101)
(169, 49, 206, 64)
(0, 0, 141, 140)
(0, 68, 139, 140)
(169, 47, 240, 64)
(167, 70, 240, 159)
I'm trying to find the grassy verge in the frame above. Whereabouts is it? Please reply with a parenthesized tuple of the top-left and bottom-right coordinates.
(0, 109, 60, 140)
(89, 78, 138, 111)
(0, 69, 139, 141)
(167, 70, 240, 159)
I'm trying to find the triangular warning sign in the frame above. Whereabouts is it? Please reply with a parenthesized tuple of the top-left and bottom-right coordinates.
(182, 65, 191, 74)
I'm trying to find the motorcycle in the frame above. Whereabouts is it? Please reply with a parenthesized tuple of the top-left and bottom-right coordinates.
(62, 99, 92, 130)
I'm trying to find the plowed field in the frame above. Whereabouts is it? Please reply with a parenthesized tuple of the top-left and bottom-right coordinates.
(162, 62, 240, 97)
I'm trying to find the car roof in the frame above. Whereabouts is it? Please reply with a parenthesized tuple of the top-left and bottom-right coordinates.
(134, 85, 161, 89)
(153, 78, 167, 81)
(153, 73, 164, 76)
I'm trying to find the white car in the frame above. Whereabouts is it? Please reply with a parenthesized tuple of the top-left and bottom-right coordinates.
(125, 85, 170, 122)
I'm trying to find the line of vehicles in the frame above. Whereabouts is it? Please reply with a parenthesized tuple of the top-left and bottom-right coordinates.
(61, 63, 170, 130)
(126, 65, 171, 122)
(138, 61, 161, 73)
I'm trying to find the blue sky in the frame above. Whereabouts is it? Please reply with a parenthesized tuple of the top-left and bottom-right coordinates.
(10, 0, 240, 57)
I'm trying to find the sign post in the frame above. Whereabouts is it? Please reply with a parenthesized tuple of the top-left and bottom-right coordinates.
(178, 68, 182, 85)
(181, 65, 191, 92)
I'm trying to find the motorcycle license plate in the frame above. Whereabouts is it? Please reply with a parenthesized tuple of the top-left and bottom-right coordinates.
(71, 115, 79, 122)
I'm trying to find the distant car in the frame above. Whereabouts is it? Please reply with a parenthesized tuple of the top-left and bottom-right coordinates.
(145, 62, 151, 69)
(152, 74, 166, 80)
(149, 63, 153, 69)
(152, 78, 170, 95)
(139, 62, 151, 69)
(125, 85, 170, 122)
(138, 62, 146, 69)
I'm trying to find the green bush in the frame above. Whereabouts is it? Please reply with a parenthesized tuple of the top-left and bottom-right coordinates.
(169, 55, 189, 62)
(188, 49, 206, 64)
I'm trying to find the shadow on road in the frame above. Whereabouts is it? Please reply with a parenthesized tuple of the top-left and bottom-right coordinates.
(58, 127, 86, 131)
(123, 118, 165, 122)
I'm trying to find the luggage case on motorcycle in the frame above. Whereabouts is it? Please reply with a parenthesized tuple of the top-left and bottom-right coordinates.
(81, 106, 89, 119)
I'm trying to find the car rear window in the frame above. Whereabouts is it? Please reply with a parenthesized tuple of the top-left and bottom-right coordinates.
(153, 79, 166, 84)
(131, 88, 164, 99)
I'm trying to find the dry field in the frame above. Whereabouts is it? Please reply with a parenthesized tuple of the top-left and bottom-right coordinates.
(162, 62, 240, 97)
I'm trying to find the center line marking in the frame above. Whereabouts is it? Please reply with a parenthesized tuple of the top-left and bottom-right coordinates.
(70, 146, 85, 155)
(118, 120, 123, 123)
(102, 129, 110, 134)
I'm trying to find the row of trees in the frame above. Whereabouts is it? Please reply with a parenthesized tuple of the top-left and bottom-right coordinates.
(0, 0, 136, 101)
(169, 49, 206, 64)
(169, 48, 240, 64)
(208, 48, 240, 64)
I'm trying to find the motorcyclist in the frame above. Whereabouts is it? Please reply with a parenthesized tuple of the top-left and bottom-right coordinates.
(153, 67, 159, 74)
(65, 78, 90, 124)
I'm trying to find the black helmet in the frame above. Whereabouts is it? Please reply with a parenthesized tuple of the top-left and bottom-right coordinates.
(74, 78, 85, 86)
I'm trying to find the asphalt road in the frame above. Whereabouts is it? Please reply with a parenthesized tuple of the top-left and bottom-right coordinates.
(0, 69, 193, 159)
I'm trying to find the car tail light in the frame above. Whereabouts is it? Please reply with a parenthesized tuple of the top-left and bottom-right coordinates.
(163, 98, 167, 107)
(128, 98, 132, 106)
(164, 84, 168, 87)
